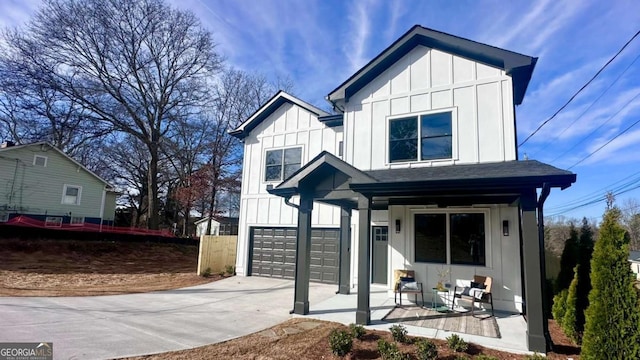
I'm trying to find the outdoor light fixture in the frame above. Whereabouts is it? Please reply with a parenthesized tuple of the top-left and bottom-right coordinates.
(395, 219, 401, 233)
(502, 220, 509, 236)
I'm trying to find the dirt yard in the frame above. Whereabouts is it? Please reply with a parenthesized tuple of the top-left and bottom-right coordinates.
(0, 238, 222, 296)
(127, 318, 580, 360)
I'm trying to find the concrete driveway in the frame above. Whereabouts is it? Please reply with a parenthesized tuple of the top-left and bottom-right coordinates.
(0, 277, 336, 359)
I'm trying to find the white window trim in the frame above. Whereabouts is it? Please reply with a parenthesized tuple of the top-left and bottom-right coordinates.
(45, 216, 63, 227)
(409, 207, 491, 268)
(33, 155, 48, 167)
(70, 216, 85, 226)
(61, 184, 82, 205)
(263, 146, 304, 183)
(386, 107, 458, 165)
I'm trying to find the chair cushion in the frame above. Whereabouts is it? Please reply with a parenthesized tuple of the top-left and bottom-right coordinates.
(471, 281, 486, 289)
(460, 287, 471, 296)
(400, 276, 414, 282)
(401, 281, 419, 290)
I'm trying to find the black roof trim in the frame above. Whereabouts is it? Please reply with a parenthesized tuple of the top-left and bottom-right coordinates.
(327, 25, 537, 106)
(318, 114, 343, 127)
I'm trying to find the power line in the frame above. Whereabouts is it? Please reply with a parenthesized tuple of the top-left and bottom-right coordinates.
(519, 30, 640, 147)
(548, 181, 640, 216)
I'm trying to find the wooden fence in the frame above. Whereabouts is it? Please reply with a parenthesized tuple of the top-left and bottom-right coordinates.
(197, 235, 237, 275)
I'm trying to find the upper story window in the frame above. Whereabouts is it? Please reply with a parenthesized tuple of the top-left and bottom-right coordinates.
(265, 147, 302, 182)
(62, 184, 82, 205)
(33, 155, 48, 167)
(389, 111, 452, 163)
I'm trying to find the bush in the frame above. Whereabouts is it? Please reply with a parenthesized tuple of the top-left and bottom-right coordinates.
(562, 265, 579, 343)
(474, 355, 498, 360)
(523, 353, 546, 360)
(389, 324, 409, 343)
(446, 334, 468, 352)
(349, 323, 365, 339)
(201, 267, 211, 277)
(377, 339, 407, 360)
(414, 338, 438, 360)
(225, 265, 235, 275)
(551, 289, 568, 325)
(328, 329, 353, 357)
(582, 207, 640, 359)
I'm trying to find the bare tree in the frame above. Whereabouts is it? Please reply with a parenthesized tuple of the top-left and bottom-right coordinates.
(621, 198, 640, 250)
(4, 0, 222, 229)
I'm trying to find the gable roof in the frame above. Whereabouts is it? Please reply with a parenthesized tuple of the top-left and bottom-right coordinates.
(327, 25, 537, 106)
(0, 142, 114, 189)
(194, 216, 239, 225)
(229, 90, 331, 140)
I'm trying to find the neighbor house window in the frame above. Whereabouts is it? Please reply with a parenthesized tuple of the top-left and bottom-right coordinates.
(70, 216, 84, 226)
(389, 111, 452, 163)
(33, 155, 48, 167)
(62, 185, 82, 205)
(0, 212, 8, 222)
(45, 216, 63, 227)
(265, 147, 302, 181)
(415, 212, 486, 266)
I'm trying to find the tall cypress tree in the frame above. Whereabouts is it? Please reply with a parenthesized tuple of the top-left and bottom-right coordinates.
(582, 208, 640, 359)
(556, 223, 579, 293)
(576, 217, 594, 331)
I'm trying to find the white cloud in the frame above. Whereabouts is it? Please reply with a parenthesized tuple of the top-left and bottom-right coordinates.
(344, 0, 377, 74)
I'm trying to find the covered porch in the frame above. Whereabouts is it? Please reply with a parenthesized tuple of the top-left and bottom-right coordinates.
(267, 151, 575, 353)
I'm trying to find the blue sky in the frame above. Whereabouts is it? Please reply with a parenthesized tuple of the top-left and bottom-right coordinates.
(2, 0, 640, 222)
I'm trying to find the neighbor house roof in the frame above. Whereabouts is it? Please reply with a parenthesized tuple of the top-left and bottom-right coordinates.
(194, 216, 239, 225)
(630, 251, 640, 263)
(327, 25, 537, 106)
(229, 91, 331, 140)
(0, 142, 115, 189)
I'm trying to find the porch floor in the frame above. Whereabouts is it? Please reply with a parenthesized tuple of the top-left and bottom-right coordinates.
(299, 286, 531, 355)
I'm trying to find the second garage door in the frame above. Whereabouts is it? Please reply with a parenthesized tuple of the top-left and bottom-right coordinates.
(250, 227, 340, 284)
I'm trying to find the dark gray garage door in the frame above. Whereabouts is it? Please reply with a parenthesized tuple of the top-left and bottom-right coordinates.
(250, 227, 339, 284)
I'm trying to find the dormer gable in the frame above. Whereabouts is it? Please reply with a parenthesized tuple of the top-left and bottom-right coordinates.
(327, 25, 537, 108)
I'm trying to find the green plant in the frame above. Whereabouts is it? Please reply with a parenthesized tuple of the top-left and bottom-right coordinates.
(225, 265, 235, 275)
(201, 267, 211, 277)
(389, 324, 409, 343)
(555, 224, 579, 293)
(376, 339, 407, 360)
(523, 353, 546, 359)
(453, 355, 468, 360)
(551, 289, 568, 326)
(474, 355, 498, 360)
(414, 338, 437, 360)
(561, 265, 579, 343)
(349, 323, 365, 339)
(582, 207, 640, 359)
(445, 334, 468, 352)
(328, 329, 353, 357)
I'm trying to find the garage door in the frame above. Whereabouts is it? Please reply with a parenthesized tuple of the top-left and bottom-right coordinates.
(250, 227, 339, 284)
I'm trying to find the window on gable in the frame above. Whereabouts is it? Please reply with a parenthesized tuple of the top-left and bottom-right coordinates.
(265, 147, 302, 182)
(70, 216, 84, 226)
(62, 185, 82, 205)
(33, 155, 48, 167)
(389, 111, 452, 163)
(415, 212, 486, 266)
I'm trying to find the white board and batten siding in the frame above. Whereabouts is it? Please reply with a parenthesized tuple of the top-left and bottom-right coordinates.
(343, 45, 516, 172)
(235, 102, 344, 276)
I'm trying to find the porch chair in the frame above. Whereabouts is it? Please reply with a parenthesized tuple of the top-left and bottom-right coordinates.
(452, 275, 494, 317)
(393, 269, 424, 307)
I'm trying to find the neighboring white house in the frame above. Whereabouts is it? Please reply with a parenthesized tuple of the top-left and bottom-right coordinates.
(195, 216, 239, 237)
(230, 26, 576, 353)
(630, 250, 640, 281)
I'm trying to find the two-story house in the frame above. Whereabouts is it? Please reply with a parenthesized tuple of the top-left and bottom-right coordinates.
(0, 141, 117, 227)
(230, 26, 576, 352)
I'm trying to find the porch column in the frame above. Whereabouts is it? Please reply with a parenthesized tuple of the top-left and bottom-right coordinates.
(356, 195, 371, 324)
(338, 206, 351, 294)
(520, 190, 548, 353)
(293, 193, 313, 315)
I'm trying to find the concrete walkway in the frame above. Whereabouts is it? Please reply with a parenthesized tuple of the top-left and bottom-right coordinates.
(0, 277, 336, 359)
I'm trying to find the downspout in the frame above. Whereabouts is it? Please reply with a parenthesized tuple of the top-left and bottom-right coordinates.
(99, 187, 106, 232)
(282, 195, 300, 314)
(537, 183, 552, 351)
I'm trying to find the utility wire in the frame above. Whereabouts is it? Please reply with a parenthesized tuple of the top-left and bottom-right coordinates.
(519, 29, 640, 147)
(568, 116, 640, 169)
(530, 52, 640, 158)
(550, 90, 640, 163)
(548, 182, 640, 216)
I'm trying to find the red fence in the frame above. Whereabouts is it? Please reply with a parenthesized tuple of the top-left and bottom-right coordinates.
(3, 215, 174, 237)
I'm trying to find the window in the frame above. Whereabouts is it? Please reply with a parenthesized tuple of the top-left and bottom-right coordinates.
(33, 155, 47, 167)
(389, 111, 452, 163)
(70, 216, 84, 226)
(62, 185, 82, 205)
(414, 212, 486, 266)
(0, 212, 8, 222)
(45, 216, 63, 227)
(264, 147, 302, 181)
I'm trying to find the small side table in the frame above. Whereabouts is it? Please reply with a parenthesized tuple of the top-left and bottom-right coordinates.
(431, 288, 451, 312)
